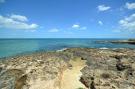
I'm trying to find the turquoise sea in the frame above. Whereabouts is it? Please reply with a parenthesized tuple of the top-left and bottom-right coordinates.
(0, 38, 135, 58)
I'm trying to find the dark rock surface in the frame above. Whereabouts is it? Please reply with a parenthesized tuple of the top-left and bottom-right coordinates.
(72, 48, 135, 89)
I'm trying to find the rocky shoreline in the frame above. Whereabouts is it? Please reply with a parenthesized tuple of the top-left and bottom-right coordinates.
(110, 40, 135, 45)
(97, 39, 135, 45)
(0, 48, 135, 89)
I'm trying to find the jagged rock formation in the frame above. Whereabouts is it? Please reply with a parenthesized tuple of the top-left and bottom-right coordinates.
(75, 48, 135, 89)
(0, 48, 135, 89)
(0, 52, 70, 89)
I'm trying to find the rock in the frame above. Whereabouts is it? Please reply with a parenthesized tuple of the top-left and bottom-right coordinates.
(15, 75, 27, 89)
(0, 69, 25, 89)
(81, 57, 86, 60)
(98, 39, 135, 45)
(116, 62, 127, 71)
(114, 55, 123, 60)
(78, 48, 135, 89)
(0, 67, 2, 73)
(0, 48, 135, 89)
(80, 77, 89, 88)
(100, 73, 111, 79)
(90, 81, 96, 89)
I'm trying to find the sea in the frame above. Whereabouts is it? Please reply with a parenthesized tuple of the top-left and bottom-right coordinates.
(0, 38, 135, 58)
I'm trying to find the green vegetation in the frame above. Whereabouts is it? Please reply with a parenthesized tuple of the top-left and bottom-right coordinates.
(128, 39, 135, 41)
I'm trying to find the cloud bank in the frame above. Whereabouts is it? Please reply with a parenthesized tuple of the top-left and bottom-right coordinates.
(119, 13, 135, 32)
(0, 14, 38, 30)
(10, 14, 28, 22)
(126, 2, 135, 10)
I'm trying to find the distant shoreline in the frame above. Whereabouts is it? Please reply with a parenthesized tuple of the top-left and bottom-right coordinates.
(110, 40, 135, 44)
(109, 39, 135, 45)
(0, 38, 129, 40)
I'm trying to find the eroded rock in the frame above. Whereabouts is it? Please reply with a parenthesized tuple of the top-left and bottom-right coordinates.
(0, 48, 135, 89)
(79, 48, 135, 89)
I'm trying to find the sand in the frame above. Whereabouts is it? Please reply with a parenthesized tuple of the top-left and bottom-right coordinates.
(60, 58, 87, 89)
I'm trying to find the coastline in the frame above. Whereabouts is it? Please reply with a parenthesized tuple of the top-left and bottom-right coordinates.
(0, 47, 133, 60)
(97, 39, 135, 45)
(0, 48, 135, 89)
(1, 38, 135, 59)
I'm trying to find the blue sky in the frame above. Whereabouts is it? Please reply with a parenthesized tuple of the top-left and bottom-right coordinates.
(0, 0, 135, 38)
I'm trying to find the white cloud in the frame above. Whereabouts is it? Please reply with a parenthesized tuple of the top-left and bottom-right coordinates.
(0, 14, 38, 30)
(72, 24, 87, 30)
(0, 0, 5, 3)
(98, 21, 103, 25)
(119, 13, 135, 32)
(97, 5, 111, 11)
(48, 28, 59, 32)
(72, 24, 80, 29)
(126, 2, 135, 10)
(10, 14, 28, 22)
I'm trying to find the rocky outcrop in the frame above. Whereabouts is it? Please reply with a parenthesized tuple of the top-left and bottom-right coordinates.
(0, 69, 27, 89)
(0, 48, 135, 89)
(96, 39, 135, 45)
(0, 52, 69, 89)
(76, 48, 135, 89)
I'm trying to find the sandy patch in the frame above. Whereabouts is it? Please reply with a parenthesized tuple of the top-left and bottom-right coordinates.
(60, 58, 87, 89)
(26, 58, 87, 89)
(28, 78, 60, 89)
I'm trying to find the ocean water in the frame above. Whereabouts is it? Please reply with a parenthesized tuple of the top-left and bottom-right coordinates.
(0, 38, 135, 58)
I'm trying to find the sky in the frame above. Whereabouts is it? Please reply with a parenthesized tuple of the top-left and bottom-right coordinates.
(0, 0, 135, 38)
